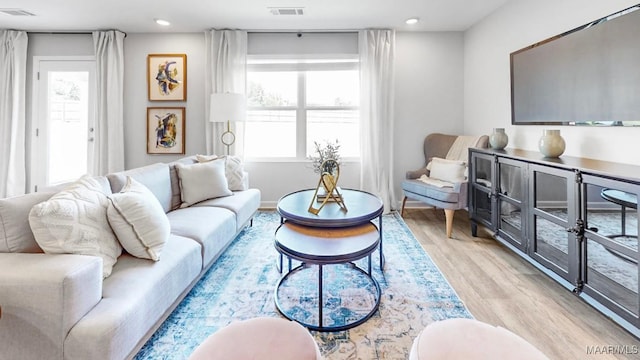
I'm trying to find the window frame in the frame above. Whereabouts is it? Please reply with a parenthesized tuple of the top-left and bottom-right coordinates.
(245, 55, 360, 162)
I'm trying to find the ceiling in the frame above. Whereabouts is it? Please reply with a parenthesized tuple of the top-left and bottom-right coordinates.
(1, 0, 513, 33)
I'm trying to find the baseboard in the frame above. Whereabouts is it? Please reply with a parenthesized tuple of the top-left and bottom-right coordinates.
(263, 200, 618, 211)
(398, 200, 434, 209)
(260, 200, 435, 211)
(260, 201, 277, 209)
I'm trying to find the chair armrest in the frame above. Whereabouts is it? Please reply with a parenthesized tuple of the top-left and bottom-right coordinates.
(406, 168, 429, 180)
(0, 253, 102, 359)
(454, 181, 469, 208)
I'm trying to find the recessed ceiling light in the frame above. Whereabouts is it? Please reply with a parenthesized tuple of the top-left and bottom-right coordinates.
(405, 17, 419, 25)
(155, 18, 171, 26)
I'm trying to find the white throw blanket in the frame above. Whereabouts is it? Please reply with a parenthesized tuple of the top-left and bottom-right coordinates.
(445, 135, 482, 162)
(418, 174, 454, 188)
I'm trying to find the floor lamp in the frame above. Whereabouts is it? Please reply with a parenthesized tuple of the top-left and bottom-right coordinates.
(209, 93, 246, 155)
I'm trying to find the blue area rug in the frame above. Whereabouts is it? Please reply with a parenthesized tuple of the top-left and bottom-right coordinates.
(135, 211, 472, 359)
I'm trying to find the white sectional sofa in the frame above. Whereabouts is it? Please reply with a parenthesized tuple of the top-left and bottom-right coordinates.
(0, 156, 261, 360)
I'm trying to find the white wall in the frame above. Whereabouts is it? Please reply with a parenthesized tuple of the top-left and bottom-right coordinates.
(120, 31, 465, 207)
(464, 0, 640, 165)
(393, 31, 465, 207)
(250, 32, 465, 207)
(23, 31, 465, 205)
(23, 4, 640, 205)
(123, 33, 207, 169)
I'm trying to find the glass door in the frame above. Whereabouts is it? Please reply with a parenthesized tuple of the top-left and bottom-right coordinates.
(581, 174, 639, 328)
(469, 151, 495, 236)
(528, 164, 577, 284)
(496, 157, 526, 251)
(32, 57, 96, 190)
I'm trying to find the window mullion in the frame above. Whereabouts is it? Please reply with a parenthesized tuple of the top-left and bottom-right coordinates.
(296, 71, 307, 159)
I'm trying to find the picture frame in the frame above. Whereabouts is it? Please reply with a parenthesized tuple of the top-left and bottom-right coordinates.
(147, 54, 187, 101)
(147, 107, 185, 154)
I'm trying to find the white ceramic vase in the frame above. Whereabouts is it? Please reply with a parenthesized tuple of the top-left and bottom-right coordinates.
(538, 129, 565, 158)
(489, 128, 508, 150)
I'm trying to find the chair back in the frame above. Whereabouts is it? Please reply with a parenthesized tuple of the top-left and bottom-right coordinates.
(422, 133, 489, 166)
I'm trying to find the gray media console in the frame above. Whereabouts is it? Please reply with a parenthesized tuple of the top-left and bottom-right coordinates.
(468, 147, 640, 338)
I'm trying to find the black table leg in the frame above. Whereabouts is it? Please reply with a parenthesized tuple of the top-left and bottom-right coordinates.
(378, 215, 384, 271)
(318, 264, 323, 328)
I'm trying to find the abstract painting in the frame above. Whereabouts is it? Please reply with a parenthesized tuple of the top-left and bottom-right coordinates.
(147, 54, 187, 101)
(147, 107, 185, 154)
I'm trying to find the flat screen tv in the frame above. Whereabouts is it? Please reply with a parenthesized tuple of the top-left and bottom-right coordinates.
(510, 4, 640, 126)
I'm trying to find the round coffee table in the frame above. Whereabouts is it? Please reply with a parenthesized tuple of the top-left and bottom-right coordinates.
(274, 221, 381, 331)
(276, 189, 385, 270)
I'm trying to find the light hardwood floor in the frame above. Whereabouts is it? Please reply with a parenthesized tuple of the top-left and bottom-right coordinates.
(402, 208, 640, 360)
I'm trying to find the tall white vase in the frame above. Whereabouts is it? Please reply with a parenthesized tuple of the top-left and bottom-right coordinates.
(538, 129, 565, 158)
(489, 128, 508, 150)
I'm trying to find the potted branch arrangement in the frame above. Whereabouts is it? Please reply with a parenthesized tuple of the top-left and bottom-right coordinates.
(307, 140, 347, 214)
(309, 139, 341, 176)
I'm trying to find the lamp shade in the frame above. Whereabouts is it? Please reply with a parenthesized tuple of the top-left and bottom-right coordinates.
(209, 93, 246, 123)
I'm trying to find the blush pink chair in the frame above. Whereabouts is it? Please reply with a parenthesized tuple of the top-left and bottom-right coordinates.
(189, 317, 322, 360)
(410, 318, 549, 360)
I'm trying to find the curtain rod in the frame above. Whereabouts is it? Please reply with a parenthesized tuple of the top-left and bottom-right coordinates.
(28, 30, 127, 37)
(233, 29, 359, 34)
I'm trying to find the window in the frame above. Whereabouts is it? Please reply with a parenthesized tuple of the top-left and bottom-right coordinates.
(245, 57, 359, 159)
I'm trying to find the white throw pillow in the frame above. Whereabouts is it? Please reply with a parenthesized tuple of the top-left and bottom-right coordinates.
(29, 175, 122, 278)
(195, 154, 218, 162)
(176, 158, 232, 207)
(428, 157, 467, 183)
(107, 177, 170, 261)
(224, 156, 248, 191)
(196, 154, 248, 191)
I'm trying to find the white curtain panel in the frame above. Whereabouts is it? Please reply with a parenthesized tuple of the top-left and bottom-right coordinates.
(204, 30, 247, 156)
(0, 30, 28, 197)
(359, 29, 397, 214)
(93, 30, 125, 175)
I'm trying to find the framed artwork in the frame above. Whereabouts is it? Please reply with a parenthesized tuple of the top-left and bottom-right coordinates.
(147, 107, 185, 154)
(147, 54, 187, 101)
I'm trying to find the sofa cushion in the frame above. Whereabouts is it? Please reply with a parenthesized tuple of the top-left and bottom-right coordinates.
(168, 206, 236, 267)
(194, 189, 261, 231)
(0, 191, 55, 253)
(29, 175, 122, 278)
(107, 163, 172, 213)
(64, 234, 202, 360)
(175, 159, 232, 208)
(107, 177, 170, 261)
(402, 179, 460, 204)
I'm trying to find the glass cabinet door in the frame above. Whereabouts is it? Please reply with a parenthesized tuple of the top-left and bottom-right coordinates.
(496, 158, 526, 251)
(581, 174, 639, 328)
(469, 151, 496, 235)
(528, 164, 577, 284)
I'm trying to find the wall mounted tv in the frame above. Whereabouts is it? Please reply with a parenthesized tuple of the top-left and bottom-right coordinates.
(511, 4, 640, 126)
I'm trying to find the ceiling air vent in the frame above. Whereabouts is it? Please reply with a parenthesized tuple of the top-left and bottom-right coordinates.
(269, 7, 304, 16)
(0, 9, 36, 16)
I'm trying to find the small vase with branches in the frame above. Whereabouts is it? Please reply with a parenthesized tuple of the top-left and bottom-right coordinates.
(308, 139, 341, 175)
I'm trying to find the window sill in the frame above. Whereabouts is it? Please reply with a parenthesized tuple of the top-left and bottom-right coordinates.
(244, 157, 360, 164)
